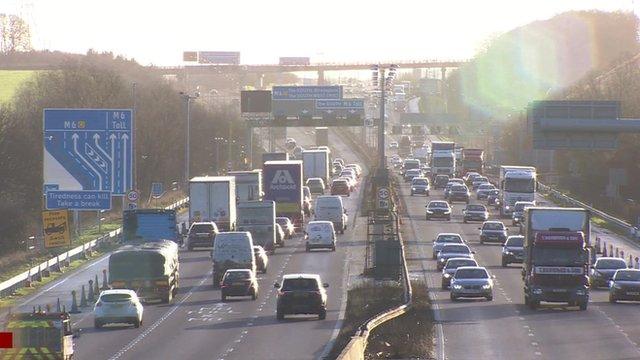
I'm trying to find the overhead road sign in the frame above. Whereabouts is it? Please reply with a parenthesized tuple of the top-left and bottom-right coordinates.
(272, 86, 342, 100)
(42, 210, 71, 248)
(279, 57, 311, 66)
(43, 109, 133, 197)
(198, 51, 240, 65)
(400, 113, 458, 125)
(46, 190, 112, 210)
(241, 90, 272, 113)
(316, 99, 365, 109)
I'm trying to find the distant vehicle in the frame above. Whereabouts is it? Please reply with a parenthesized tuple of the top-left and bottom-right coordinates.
(303, 186, 312, 216)
(333, 163, 343, 176)
(187, 221, 219, 251)
(464, 172, 481, 185)
(253, 246, 268, 273)
(275, 223, 285, 247)
(460, 149, 484, 176)
(303, 149, 331, 185)
(410, 177, 430, 196)
(404, 169, 423, 182)
(441, 258, 478, 289)
(228, 170, 263, 202)
(275, 274, 329, 320)
(344, 164, 362, 178)
(426, 200, 452, 221)
(292, 146, 304, 159)
(476, 183, 497, 200)
(499, 166, 536, 218)
(401, 159, 420, 175)
(487, 189, 501, 207)
(189, 176, 236, 232)
(305, 221, 337, 252)
(437, 244, 474, 271)
(340, 169, 357, 183)
(430, 141, 456, 177)
(471, 176, 489, 190)
(263, 160, 304, 230)
(463, 204, 488, 223)
(433, 175, 450, 189)
(314, 195, 348, 234)
(237, 201, 276, 253)
(479, 221, 508, 244)
(221, 269, 258, 301)
(448, 184, 470, 204)
(340, 176, 356, 192)
(94, 289, 144, 328)
(590, 257, 627, 288)
(389, 141, 399, 149)
(512, 201, 535, 226)
(276, 217, 295, 239)
(501, 235, 524, 267)
(306, 177, 326, 195)
(211, 232, 256, 287)
(333, 158, 345, 167)
(609, 269, 640, 303)
(450, 266, 494, 301)
(432, 233, 464, 259)
(262, 152, 289, 165)
(398, 135, 412, 156)
(330, 179, 351, 197)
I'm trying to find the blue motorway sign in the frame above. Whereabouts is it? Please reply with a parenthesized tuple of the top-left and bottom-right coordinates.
(43, 109, 133, 197)
(151, 182, 164, 198)
(272, 86, 342, 100)
(316, 99, 365, 109)
(46, 190, 112, 210)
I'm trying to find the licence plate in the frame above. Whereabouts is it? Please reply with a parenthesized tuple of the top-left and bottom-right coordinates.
(294, 293, 308, 298)
(232, 282, 245, 286)
(627, 292, 640, 296)
(552, 289, 567, 293)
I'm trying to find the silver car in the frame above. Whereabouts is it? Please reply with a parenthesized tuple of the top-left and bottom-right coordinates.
(436, 244, 474, 271)
(442, 258, 478, 289)
(463, 204, 488, 223)
(450, 266, 494, 301)
(432, 233, 464, 259)
(590, 257, 628, 288)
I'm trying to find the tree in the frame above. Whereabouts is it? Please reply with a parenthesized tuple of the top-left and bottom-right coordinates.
(0, 14, 31, 53)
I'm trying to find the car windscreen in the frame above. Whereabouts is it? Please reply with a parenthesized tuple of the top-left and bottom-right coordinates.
(308, 179, 323, 186)
(190, 224, 214, 233)
(596, 259, 628, 269)
(436, 175, 449, 181)
(451, 185, 467, 192)
(514, 203, 529, 211)
(436, 235, 462, 243)
(276, 218, 288, 226)
(446, 259, 477, 269)
(442, 245, 469, 254)
(483, 223, 504, 230)
(101, 293, 133, 302)
(467, 205, 485, 211)
(308, 223, 332, 232)
(455, 268, 488, 279)
(475, 177, 488, 183)
(614, 271, 640, 281)
(506, 237, 524, 246)
(479, 184, 495, 190)
(224, 271, 250, 281)
(282, 278, 319, 291)
(412, 179, 428, 186)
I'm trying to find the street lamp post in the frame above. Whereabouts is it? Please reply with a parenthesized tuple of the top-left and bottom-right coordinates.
(371, 64, 398, 171)
(180, 90, 200, 184)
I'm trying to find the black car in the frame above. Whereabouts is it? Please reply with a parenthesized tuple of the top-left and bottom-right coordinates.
(609, 269, 640, 303)
(486, 190, 500, 206)
(275, 274, 329, 320)
(479, 221, 508, 244)
(448, 185, 470, 204)
(221, 269, 258, 301)
(501, 235, 524, 266)
(426, 201, 452, 221)
(433, 175, 450, 189)
(590, 257, 628, 288)
(187, 222, 219, 251)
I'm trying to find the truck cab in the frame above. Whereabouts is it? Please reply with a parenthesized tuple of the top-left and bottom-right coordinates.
(237, 201, 277, 253)
(499, 166, 536, 217)
(1, 311, 76, 359)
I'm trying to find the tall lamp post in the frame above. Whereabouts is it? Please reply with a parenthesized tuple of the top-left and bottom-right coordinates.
(180, 90, 200, 184)
(371, 64, 398, 171)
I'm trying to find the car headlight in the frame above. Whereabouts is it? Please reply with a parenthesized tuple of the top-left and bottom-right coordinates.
(444, 209, 451, 214)
(452, 284, 463, 290)
(532, 288, 543, 295)
(504, 251, 512, 255)
(426, 210, 433, 214)
(613, 283, 622, 290)
(412, 187, 417, 191)
(443, 273, 451, 278)
(482, 284, 491, 289)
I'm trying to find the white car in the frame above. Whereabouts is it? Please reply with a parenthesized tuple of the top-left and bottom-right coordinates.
(94, 289, 144, 328)
(344, 164, 362, 177)
(305, 221, 337, 252)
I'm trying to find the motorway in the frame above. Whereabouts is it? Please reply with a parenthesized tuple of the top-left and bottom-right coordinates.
(12, 127, 366, 360)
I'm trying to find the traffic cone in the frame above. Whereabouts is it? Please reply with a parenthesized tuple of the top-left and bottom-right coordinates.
(88, 280, 95, 303)
(94, 275, 100, 295)
(101, 269, 109, 290)
(56, 298, 61, 312)
(80, 285, 88, 307)
(70, 290, 80, 314)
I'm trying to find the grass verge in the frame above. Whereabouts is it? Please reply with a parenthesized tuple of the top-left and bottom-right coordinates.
(365, 281, 434, 359)
(327, 281, 404, 359)
(0, 70, 36, 103)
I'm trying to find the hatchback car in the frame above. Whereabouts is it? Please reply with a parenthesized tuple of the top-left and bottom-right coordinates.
(479, 221, 508, 244)
(275, 274, 329, 320)
(333, 158, 345, 167)
(432, 233, 464, 259)
(442, 258, 479, 289)
(463, 204, 488, 223)
(344, 164, 362, 178)
(512, 201, 535, 226)
(306, 178, 326, 195)
(501, 235, 524, 266)
(476, 184, 497, 200)
(389, 141, 399, 149)
(410, 177, 430, 196)
(187, 221, 219, 251)
(464, 172, 481, 185)
(609, 269, 640, 303)
(404, 169, 423, 182)
(253, 246, 269, 273)
(448, 185, 470, 204)
(330, 179, 351, 196)
(437, 244, 474, 271)
(276, 217, 295, 238)
(472, 177, 490, 190)
(433, 174, 450, 189)
(303, 186, 312, 215)
(486, 189, 501, 206)
(221, 269, 258, 301)
(450, 266, 494, 301)
(305, 221, 337, 252)
(591, 257, 628, 288)
(94, 289, 144, 328)
(426, 201, 452, 221)
(275, 223, 286, 247)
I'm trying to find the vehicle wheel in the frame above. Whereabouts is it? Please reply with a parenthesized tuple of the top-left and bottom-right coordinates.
(251, 289, 257, 301)
(305, 246, 310, 252)
(426, 216, 430, 221)
(441, 281, 447, 289)
(411, 192, 414, 196)
(609, 295, 617, 303)
(501, 259, 508, 267)
(319, 308, 327, 320)
(332, 244, 336, 252)
(486, 295, 493, 301)
(579, 301, 588, 311)
(340, 229, 345, 235)
(528, 300, 539, 310)
(262, 266, 267, 274)
(524, 296, 530, 306)
(94, 320, 102, 329)
(432, 253, 437, 260)
(450, 294, 458, 302)
(426, 191, 430, 196)
(221, 294, 226, 302)
(447, 216, 451, 221)
(162, 291, 173, 304)
(277, 311, 285, 321)
(480, 238, 484, 245)
(187, 244, 193, 251)
(463, 219, 467, 224)
(133, 319, 141, 328)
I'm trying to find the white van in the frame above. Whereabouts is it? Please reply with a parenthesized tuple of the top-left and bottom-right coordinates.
(305, 221, 336, 252)
(314, 196, 348, 234)
(212, 232, 256, 287)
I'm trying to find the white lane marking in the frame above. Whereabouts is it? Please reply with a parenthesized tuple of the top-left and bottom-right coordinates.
(108, 270, 211, 360)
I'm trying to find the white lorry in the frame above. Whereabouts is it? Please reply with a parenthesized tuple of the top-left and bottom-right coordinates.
(499, 166, 536, 217)
(302, 149, 330, 185)
(237, 200, 276, 254)
(430, 141, 456, 177)
(228, 170, 263, 202)
(189, 176, 237, 231)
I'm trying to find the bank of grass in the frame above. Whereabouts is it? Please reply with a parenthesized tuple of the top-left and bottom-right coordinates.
(365, 281, 434, 359)
(328, 281, 404, 359)
(0, 70, 36, 103)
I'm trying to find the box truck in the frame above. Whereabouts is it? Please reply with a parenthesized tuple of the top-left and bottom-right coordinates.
(263, 160, 304, 230)
(189, 176, 237, 231)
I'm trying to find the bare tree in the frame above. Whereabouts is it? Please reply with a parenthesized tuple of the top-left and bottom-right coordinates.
(0, 14, 31, 53)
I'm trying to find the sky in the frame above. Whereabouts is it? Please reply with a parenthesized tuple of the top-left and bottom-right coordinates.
(0, 0, 637, 66)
